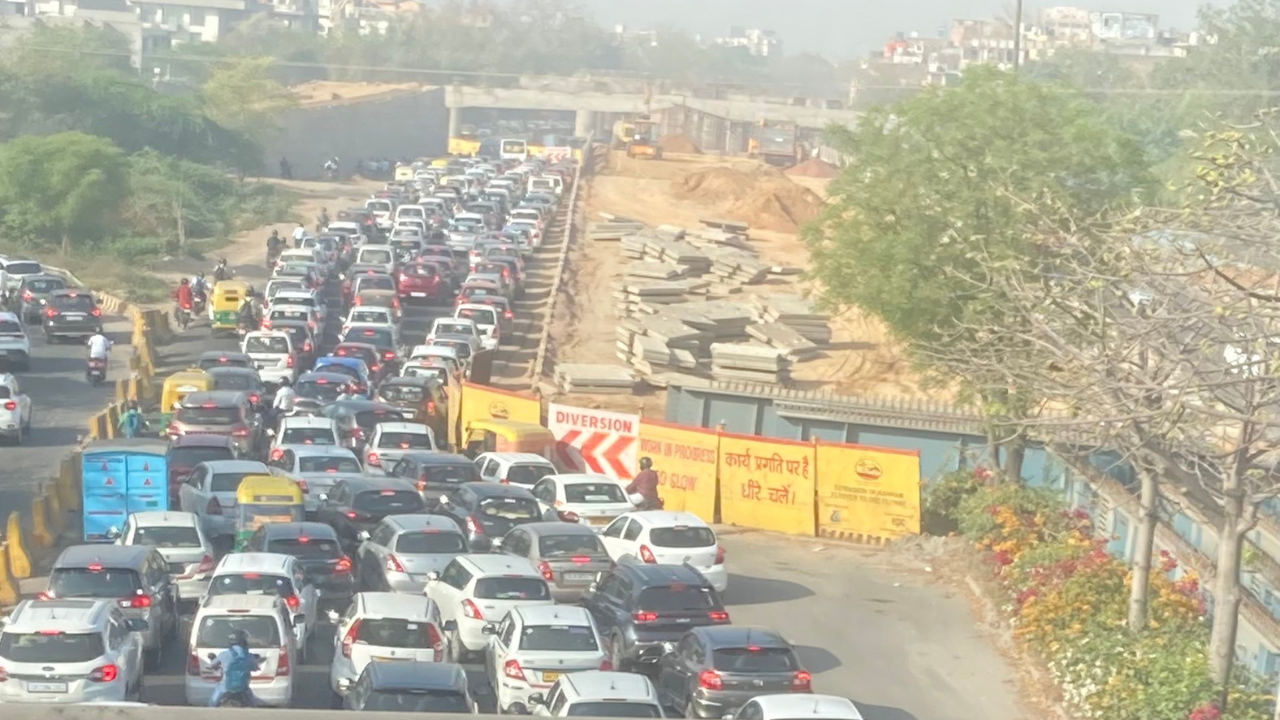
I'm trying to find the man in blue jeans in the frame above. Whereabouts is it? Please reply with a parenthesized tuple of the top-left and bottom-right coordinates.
(208, 630, 259, 707)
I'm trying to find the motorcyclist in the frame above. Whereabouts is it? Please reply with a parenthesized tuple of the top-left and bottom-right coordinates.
(87, 330, 112, 362)
(213, 258, 231, 283)
(237, 289, 261, 329)
(208, 629, 259, 707)
(626, 457, 663, 511)
(174, 278, 194, 310)
(272, 377, 297, 422)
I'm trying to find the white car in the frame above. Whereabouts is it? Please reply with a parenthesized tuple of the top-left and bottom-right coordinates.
(203, 553, 319, 656)
(598, 512, 728, 593)
(530, 474, 635, 528)
(0, 598, 147, 704)
(428, 317, 480, 344)
(264, 279, 306, 305)
(277, 248, 326, 275)
(345, 322, 402, 358)
(185, 595, 299, 707)
(342, 306, 396, 338)
(400, 359, 454, 384)
(507, 219, 543, 247)
(733, 695, 865, 720)
(272, 288, 327, 325)
(425, 555, 554, 661)
(364, 422, 438, 475)
(111, 511, 216, 604)
(366, 199, 395, 230)
(0, 312, 32, 372)
(394, 204, 428, 223)
(530, 671, 662, 717)
(0, 371, 33, 443)
(327, 592, 447, 703)
(355, 245, 397, 276)
(395, 219, 429, 236)
(454, 304, 500, 349)
(474, 452, 558, 488)
(241, 331, 297, 386)
(485, 605, 609, 714)
(177, 459, 273, 540)
(270, 416, 341, 452)
(266, 445, 364, 515)
(264, 303, 320, 334)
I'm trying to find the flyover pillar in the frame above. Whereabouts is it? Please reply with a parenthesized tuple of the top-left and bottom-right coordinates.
(574, 110, 597, 138)
(447, 107, 462, 139)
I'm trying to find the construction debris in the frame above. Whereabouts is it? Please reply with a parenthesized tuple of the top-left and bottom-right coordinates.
(555, 364, 637, 394)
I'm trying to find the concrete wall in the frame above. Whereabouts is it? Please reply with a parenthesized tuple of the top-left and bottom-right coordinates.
(263, 87, 448, 180)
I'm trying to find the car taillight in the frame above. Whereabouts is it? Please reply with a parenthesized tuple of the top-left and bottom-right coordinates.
(346, 511, 358, 519)
(709, 610, 730, 622)
(465, 516, 483, 535)
(426, 401, 436, 414)
(186, 652, 201, 676)
(715, 546, 726, 565)
(503, 659, 526, 681)
(633, 611, 658, 623)
(195, 554, 216, 573)
(92, 307, 102, 317)
(232, 427, 251, 437)
(342, 619, 362, 658)
(270, 448, 285, 461)
(793, 670, 812, 691)
(2, 401, 14, 411)
(426, 623, 444, 662)
(261, 319, 271, 329)
(383, 350, 396, 360)
(276, 645, 290, 677)
(537, 561, 555, 581)
(20, 290, 31, 301)
(296, 479, 309, 494)
(462, 598, 483, 620)
(335, 556, 352, 573)
(599, 659, 613, 671)
(287, 355, 295, 368)
(639, 545, 656, 564)
(367, 451, 380, 466)
(249, 393, 260, 405)
(385, 554, 405, 573)
(504, 310, 514, 319)
(699, 670, 723, 690)
(45, 308, 57, 318)
(89, 664, 119, 683)
(285, 594, 300, 610)
(119, 593, 151, 609)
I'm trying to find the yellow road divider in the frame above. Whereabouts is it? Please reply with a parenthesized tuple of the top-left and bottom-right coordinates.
(30, 496, 53, 549)
(45, 486, 64, 536)
(6, 512, 31, 579)
(0, 543, 18, 607)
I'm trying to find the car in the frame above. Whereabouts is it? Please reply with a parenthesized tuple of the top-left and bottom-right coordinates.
(44, 544, 180, 670)
(342, 660, 474, 712)
(582, 562, 730, 672)
(327, 593, 449, 704)
(185, 595, 299, 708)
(0, 257, 43, 293)
(266, 320, 317, 368)
(176, 458, 273, 541)
(355, 245, 398, 276)
(109, 511, 216, 605)
(241, 331, 298, 387)
(343, 305, 396, 337)
(266, 444, 365, 516)
(371, 377, 449, 435)
(394, 204, 428, 224)
(731, 695, 862, 720)
(494, 522, 613, 603)
(318, 399, 412, 450)
(315, 476, 427, 554)
(196, 350, 254, 371)
(485, 605, 610, 714)
(166, 437, 239, 506)
(425, 554, 554, 663)
(270, 288, 327, 324)
(400, 359, 454, 384)
(243, 522, 356, 611)
(167, 391, 264, 458)
(655, 627, 812, 719)
(0, 311, 31, 371)
(398, 261, 448, 304)
(474, 452, 558, 488)
(428, 317, 481, 344)
(332, 342, 386, 381)
(204, 552, 319, 655)
(271, 415, 341, 451)
(264, 303, 321, 334)
(342, 324, 402, 368)
(15, 273, 68, 324)
(436, 482, 545, 552)
(427, 333, 481, 368)
(599, 512, 727, 593)
(0, 372, 32, 444)
(0, 599, 147, 704)
(385, 452, 482, 506)
(409, 344, 463, 374)
(295, 371, 357, 406)
(205, 366, 267, 409)
(313, 356, 374, 398)
(455, 303, 501, 349)
(356, 514, 469, 593)
(273, 261, 322, 290)
(529, 671, 662, 718)
(467, 294, 516, 337)
(363, 421, 438, 474)
(530, 474, 636, 527)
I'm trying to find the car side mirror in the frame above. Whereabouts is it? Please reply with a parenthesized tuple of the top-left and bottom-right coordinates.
(481, 622, 498, 636)
(326, 609, 340, 625)
(527, 692, 545, 707)
(438, 495, 450, 505)
(490, 537, 503, 550)
(106, 526, 121, 540)
(318, 493, 329, 502)
(293, 614, 306, 629)
(126, 619, 150, 633)
(357, 530, 371, 542)
(266, 428, 277, 437)
(426, 571, 440, 582)
(442, 619, 457, 633)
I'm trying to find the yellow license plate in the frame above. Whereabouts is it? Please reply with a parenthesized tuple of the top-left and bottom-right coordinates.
(542, 672, 560, 682)
(373, 656, 408, 662)
(588, 517, 610, 526)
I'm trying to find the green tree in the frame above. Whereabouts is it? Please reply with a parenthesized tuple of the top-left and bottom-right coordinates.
(123, 150, 238, 251)
(0, 132, 128, 255)
(0, 24, 134, 77)
(200, 56, 297, 145)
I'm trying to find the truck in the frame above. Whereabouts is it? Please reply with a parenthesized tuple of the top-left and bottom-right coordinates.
(749, 120, 800, 168)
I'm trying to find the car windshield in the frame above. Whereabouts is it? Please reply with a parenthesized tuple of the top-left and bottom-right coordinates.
(282, 427, 337, 445)
(298, 381, 343, 402)
(354, 490, 425, 514)
(208, 573, 293, 598)
(477, 496, 540, 520)
(0, 320, 21, 334)
(355, 409, 408, 429)
(507, 465, 555, 487)
(395, 532, 467, 554)
(361, 250, 393, 264)
(473, 577, 549, 600)
(176, 407, 240, 425)
(637, 585, 718, 612)
(564, 483, 627, 504)
(365, 691, 469, 713)
(246, 336, 290, 354)
(404, 365, 449, 382)
(356, 277, 396, 292)
(345, 328, 393, 348)
(51, 294, 94, 311)
(0, 632, 105, 663)
(649, 527, 716, 549)
(300, 456, 362, 474)
(435, 323, 471, 336)
(378, 432, 433, 450)
(169, 447, 234, 467)
(132, 526, 201, 548)
(211, 472, 253, 493)
(712, 647, 799, 673)
(196, 616, 280, 649)
(379, 385, 425, 404)
(49, 568, 140, 598)
(538, 534, 605, 558)
(213, 375, 256, 392)
(25, 278, 63, 293)
(566, 703, 662, 718)
(422, 464, 477, 484)
(519, 625, 598, 652)
(269, 537, 341, 560)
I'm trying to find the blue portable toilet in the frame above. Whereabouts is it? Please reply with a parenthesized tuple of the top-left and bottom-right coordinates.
(81, 439, 169, 542)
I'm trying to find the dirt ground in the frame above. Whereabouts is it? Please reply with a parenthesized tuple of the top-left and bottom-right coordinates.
(548, 151, 936, 408)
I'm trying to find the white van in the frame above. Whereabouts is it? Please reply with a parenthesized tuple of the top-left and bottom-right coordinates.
(528, 175, 562, 196)
(185, 595, 299, 707)
(241, 331, 296, 386)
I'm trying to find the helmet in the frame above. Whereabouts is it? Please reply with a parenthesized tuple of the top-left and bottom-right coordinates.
(228, 630, 249, 649)
(639, 457, 652, 470)
(270, 229, 279, 236)
(279, 377, 291, 387)
(197, 272, 205, 279)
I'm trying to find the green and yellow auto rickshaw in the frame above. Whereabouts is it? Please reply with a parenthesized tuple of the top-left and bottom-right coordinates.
(210, 280, 251, 333)
(233, 475, 304, 550)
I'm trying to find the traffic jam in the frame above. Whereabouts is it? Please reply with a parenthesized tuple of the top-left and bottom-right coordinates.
(0, 145, 857, 720)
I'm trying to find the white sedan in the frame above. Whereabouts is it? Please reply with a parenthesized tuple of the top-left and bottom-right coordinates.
(484, 605, 609, 714)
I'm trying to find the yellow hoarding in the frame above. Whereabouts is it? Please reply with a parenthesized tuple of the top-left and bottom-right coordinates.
(638, 420, 719, 522)
(717, 433, 815, 536)
(815, 443, 921, 545)
(459, 382, 541, 434)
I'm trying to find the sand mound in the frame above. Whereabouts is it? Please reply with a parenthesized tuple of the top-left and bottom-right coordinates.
(672, 166, 825, 232)
(786, 158, 841, 179)
(658, 134, 701, 154)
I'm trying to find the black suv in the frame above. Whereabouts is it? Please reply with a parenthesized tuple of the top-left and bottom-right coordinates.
(315, 476, 426, 554)
(42, 288, 102, 341)
(243, 521, 356, 610)
(581, 561, 730, 672)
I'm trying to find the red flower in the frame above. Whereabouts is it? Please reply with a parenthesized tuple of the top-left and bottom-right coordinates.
(993, 550, 1014, 567)
(1188, 702, 1221, 720)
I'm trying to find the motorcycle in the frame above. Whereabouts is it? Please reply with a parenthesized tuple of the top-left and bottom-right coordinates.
(86, 356, 107, 385)
(175, 301, 192, 331)
(206, 652, 261, 708)
(192, 290, 208, 317)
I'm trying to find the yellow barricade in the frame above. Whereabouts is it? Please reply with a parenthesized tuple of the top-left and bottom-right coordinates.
(57, 455, 81, 512)
(458, 382, 542, 442)
(7, 512, 31, 579)
(815, 442, 922, 546)
(30, 495, 52, 549)
(87, 414, 102, 440)
(638, 420, 719, 522)
(115, 378, 127, 404)
(106, 403, 122, 439)
(717, 433, 816, 537)
(0, 542, 18, 607)
(45, 485, 64, 535)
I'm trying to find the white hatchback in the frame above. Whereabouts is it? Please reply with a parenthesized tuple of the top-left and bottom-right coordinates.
(530, 474, 635, 528)
(425, 555, 554, 660)
(598, 512, 728, 593)
(327, 592, 447, 703)
(485, 605, 609, 714)
(184, 595, 298, 707)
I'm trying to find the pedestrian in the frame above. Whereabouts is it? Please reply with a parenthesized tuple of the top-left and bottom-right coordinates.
(626, 457, 663, 510)
(291, 223, 306, 248)
(279, 156, 293, 180)
(118, 401, 147, 439)
(316, 207, 331, 233)
(266, 229, 282, 269)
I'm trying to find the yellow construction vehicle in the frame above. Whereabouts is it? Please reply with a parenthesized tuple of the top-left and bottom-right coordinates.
(626, 117, 663, 160)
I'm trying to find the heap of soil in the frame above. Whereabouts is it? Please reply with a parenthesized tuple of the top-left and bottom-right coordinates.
(786, 158, 841, 179)
(658, 134, 702, 154)
(672, 165, 825, 233)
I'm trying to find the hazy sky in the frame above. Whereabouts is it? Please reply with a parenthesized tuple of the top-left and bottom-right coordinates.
(579, 0, 1228, 60)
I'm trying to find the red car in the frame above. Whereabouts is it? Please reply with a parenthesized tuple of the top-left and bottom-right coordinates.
(397, 262, 446, 304)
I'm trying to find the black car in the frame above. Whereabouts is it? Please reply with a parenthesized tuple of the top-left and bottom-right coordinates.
(16, 273, 67, 324)
(197, 350, 253, 371)
(42, 288, 102, 341)
(316, 476, 426, 553)
(206, 365, 268, 407)
(435, 482, 543, 552)
(320, 399, 411, 449)
(243, 521, 356, 610)
(386, 452, 480, 505)
(343, 661, 473, 712)
(654, 626, 810, 719)
(581, 562, 730, 672)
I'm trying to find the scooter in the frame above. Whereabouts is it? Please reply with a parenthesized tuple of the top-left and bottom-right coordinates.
(192, 290, 208, 317)
(175, 301, 191, 331)
(206, 652, 262, 708)
(86, 356, 107, 385)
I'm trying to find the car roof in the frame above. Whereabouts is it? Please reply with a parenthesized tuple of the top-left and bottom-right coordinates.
(200, 594, 286, 613)
(374, 422, 431, 433)
(8, 599, 113, 633)
(259, 522, 337, 540)
(457, 553, 540, 577)
(356, 591, 439, 619)
(198, 460, 270, 473)
(171, 434, 236, 449)
(615, 562, 712, 588)
(513, 604, 591, 626)
(468, 483, 535, 499)
(401, 452, 471, 466)
(628, 511, 709, 529)
(749, 695, 862, 719)
(520, 521, 598, 538)
(563, 671, 658, 701)
(482, 452, 553, 465)
(55, 544, 152, 569)
(339, 476, 418, 493)
(289, 444, 358, 459)
(367, 661, 466, 690)
(385, 514, 461, 533)
(214, 552, 293, 573)
(692, 625, 790, 649)
(19, 273, 64, 284)
(547, 473, 618, 486)
(129, 511, 199, 527)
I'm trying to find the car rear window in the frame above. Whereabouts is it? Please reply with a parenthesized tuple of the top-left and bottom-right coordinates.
(133, 526, 201, 548)
(25, 278, 64, 293)
(208, 573, 294, 598)
(712, 647, 799, 673)
(176, 407, 240, 425)
(0, 632, 105, 663)
(211, 472, 253, 493)
(197, 615, 280, 649)
(50, 294, 94, 311)
(538, 534, 605, 558)
(282, 427, 337, 445)
(349, 310, 388, 324)
(317, 364, 360, 381)
(354, 618, 440, 648)
(344, 328, 393, 348)
(169, 448, 234, 467)
(50, 568, 141, 598)
(5, 262, 40, 275)
(378, 432, 434, 450)
(519, 625, 598, 652)
(246, 336, 290, 354)
(269, 537, 341, 560)
(366, 691, 469, 713)
(478, 496, 540, 520)
(457, 307, 497, 324)
(355, 409, 408, 429)
(300, 456, 362, 474)
(379, 385, 425, 404)
(422, 464, 477, 484)
(395, 532, 467, 554)
(506, 465, 555, 487)
(405, 265, 437, 277)
(637, 585, 718, 612)
(649, 527, 716, 548)
(271, 308, 310, 323)
(298, 380, 343, 402)
(473, 577, 549, 600)
(212, 375, 256, 392)
(354, 490, 425, 514)
(0, 320, 21, 334)
(360, 249, 393, 264)
(356, 276, 396, 293)
(564, 483, 627, 504)
(565, 702, 662, 718)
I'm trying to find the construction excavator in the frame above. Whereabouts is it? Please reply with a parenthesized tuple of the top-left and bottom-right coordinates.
(611, 83, 663, 160)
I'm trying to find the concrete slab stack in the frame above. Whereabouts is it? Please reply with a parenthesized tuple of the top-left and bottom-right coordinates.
(554, 363, 637, 394)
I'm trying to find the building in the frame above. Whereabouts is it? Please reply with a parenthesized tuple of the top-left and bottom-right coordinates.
(715, 26, 781, 57)
(0, 12, 143, 66)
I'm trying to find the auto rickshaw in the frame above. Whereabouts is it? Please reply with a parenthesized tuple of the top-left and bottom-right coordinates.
(160, 367, 212, 428)
(210, 279, 251, 333)
(233, 475, 305, 551)
(461, 419, 556, 461)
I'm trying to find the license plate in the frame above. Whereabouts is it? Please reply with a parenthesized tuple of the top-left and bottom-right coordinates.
(564, 572, 593, 582)
(373, 656, 408, 662)
(64, 314, 85, 320)
(28, 682, 68, 693)
(410, 292, 426, 297)
(541, 672, 560, 682)
(588, 517, 610, 526)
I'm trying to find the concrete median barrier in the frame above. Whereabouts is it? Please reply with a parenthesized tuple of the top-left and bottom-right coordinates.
(57, 455, 81, 512)
(115, 378, 128, 404)
(0, 542, 17, 607)
(106, 403, 122, 439)
(30, 495, 53, 549)
(45, 485, 64, 536)
(6, 511, 31, 579)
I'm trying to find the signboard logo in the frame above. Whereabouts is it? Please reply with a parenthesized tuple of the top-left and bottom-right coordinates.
(855, 459, 883, 482)
(488, 401, 510, 419)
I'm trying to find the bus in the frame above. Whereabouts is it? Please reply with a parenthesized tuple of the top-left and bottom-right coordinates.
(500, 138, 529, 162)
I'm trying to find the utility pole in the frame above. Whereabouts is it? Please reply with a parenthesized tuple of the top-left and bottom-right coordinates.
(1013, 0, 1024, 73)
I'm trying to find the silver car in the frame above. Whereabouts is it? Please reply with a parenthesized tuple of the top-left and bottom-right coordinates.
(356, 515, 468, 594)
(110, 511, 216, 605)
(266, 444, 365, 516)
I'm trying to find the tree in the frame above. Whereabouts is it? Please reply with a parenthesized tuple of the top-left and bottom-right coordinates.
(123, 150, 238, 250)
(200, 56, 298, 145)
(0, 132, 127, 255)
(0, 23, 134, 78)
